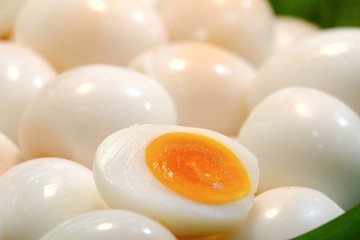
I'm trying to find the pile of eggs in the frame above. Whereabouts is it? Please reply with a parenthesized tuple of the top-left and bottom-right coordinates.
(0, 0, 359, 239)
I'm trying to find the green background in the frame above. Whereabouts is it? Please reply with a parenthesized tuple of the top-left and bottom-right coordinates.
(268, 0, 360, 28)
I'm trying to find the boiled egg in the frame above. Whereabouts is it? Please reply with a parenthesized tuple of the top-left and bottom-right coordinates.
(93, 124, 259, 238)
(273, 16, 319, 53)
(250, 27, 360, 116)
(41, 209, 176, 240)
(14, 0, 168, 72)
(0, 157, 108, 240)
(129, 42, 256, 136)
(238, 87, 360, 210)
(18, 64, 177, 168)
(136, 0, 164, 10)
(0, 41, 55, 144)
(0, 132, 21, 175)
(159, 0, 275, 66)
(229, 187, 344, 240)
(0, 0, 30, 38)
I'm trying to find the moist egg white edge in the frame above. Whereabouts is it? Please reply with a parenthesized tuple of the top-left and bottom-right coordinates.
(93, 124, 259, 236)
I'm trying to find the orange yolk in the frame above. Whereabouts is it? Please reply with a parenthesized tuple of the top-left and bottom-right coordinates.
(145, 132, 251, 204)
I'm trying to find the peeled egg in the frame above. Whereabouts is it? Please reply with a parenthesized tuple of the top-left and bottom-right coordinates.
(14, 0, 168, 72)
(229, 187, 344, 240)
(0, 157, 108, 240)
(41, 209, 176, 240)
(18, 64, 177, 168)
(238, 87, 360, 210)
(129, 42, 256, 136)
(0, 41, 55, 144)
(93, 124, 259, 237)
(250, 28, 360, 116)
(273, 16, 319, 53)
(0, 0, 30, 38)
(0, 132, 21, 175)
(159, 0, 275, 66)
(135, 0, 164, 9)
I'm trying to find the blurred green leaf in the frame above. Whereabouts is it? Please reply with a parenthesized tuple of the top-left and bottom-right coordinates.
(292, 203, 360, 240)
(268, 0, 360, 28)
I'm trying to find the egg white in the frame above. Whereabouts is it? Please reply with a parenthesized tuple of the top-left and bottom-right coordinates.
(93, 124, 259, 237)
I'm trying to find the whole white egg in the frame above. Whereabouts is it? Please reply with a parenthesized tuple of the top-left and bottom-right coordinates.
(14, 0, 168, 72)
(159, 0, 275, 66)
(0, 132, 21, 175)
(93, 124, 259, 238)
(0, 0, 30, 38)
(0, 41, 55, 144)
(18, 64, 177, 168)
(41, 209, 176, 240)
(0, 157, 108, 240)
(129, 42, 256, 136)
(273, 16, 319, 53)
(135, 0, 164, 10)
(229, 187, 344, 240)
(250, 28, 360, 116)
(238, 87, 360, 210)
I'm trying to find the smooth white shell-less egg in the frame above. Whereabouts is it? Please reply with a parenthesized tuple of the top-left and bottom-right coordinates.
(0, 157, 108, 240)
(159, 0, 275, 66)
(136, 0, 164, 9)
(250, 28, 360, 115)
(14, 0, 168, 72)
(41, 209, 176, 240)
(0, 0, 30, 38)
(93, 124, 259, 237)
(238, 87, 360, 210)
(0, 42, 55, 144)
(273, 16, 319, 53)
(18, 64, 177, 168)
(229, 187, 344, 240)
(129, 42, 256, 136)
(0, 132, 21, 176)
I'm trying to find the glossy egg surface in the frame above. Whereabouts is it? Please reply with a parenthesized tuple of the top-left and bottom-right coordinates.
(238, 87, 360, 210)
(41, 209, 176, 240)
(159, 0, 275, 66)
(0, 157, 108, 240)
(14, 0, 168, 71)
(129, 42, 256, 136)
(0, 42, 55, 144)
(94, 124, 258, 237)
(18, 64, 177, 168)
(250, 28, 360, 116)
(230, 187, 344, 240)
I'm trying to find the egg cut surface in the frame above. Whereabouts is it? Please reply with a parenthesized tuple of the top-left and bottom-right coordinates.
(238, 87, 360, 211)
(93, 124, 259, 237)
(0, 157, 108, 240)
(18, 64, 177, 168)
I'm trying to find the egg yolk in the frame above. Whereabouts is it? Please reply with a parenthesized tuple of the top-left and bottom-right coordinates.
(145, 132, 251, 204)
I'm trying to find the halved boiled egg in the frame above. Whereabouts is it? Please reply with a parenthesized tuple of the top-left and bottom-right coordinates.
(93, 124, 258, 238)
